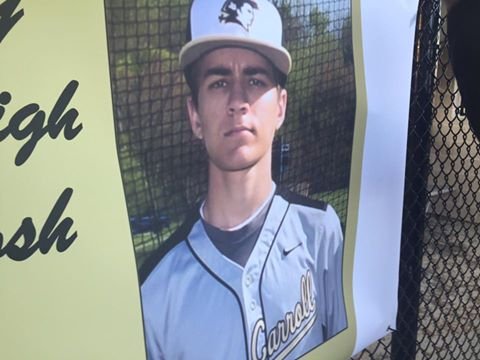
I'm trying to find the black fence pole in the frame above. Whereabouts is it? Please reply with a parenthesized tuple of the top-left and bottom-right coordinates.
(391, 0, 440, 359)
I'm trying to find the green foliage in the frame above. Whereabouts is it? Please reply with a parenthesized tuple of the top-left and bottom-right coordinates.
(309, 7, 330, 34)
(132, 221, 179, 269)
(275, 6, 355, 192)
(117, 142, 151, 216)
(106, 0, 190, 53)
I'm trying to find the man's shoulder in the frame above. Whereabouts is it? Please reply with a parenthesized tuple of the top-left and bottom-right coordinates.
(276, 187, 328, 212)
(275, 187, 343, 234)
(138, 204, 201, 285)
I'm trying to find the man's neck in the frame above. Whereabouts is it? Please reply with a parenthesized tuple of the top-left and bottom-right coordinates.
(203, 163, 274, 230)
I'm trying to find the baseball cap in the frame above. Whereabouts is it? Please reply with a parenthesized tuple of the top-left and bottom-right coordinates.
(179, 0, 292, 76)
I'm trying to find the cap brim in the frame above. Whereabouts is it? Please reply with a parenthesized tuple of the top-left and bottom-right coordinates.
(179, 35, 292, 75)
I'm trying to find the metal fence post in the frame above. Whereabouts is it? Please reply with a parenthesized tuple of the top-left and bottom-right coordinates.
(391, 0, 440, 358)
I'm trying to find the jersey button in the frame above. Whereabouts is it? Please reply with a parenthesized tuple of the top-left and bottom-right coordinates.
(250, 300, 256, 310)
(245, 275, 252, 287)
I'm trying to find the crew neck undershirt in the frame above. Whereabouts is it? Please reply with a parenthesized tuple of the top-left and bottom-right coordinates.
(200, 184, 275, 267)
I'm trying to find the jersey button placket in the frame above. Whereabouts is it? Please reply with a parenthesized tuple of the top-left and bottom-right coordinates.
(243, 271, 260, 315)
(243, 267, 264, 355)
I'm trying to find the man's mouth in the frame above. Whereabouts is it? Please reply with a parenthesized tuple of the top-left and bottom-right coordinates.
(224, 126, 253, 137)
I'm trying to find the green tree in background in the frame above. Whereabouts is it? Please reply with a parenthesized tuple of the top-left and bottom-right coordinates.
(275, 1, 355, 192)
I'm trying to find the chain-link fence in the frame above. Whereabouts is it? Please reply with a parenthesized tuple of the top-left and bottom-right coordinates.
(355, 0, 480, 359)
(105, 0, 480, 358)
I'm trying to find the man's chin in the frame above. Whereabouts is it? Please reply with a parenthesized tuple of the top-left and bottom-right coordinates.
(208, 147, 272, 174)
(209, 157, 261, 173)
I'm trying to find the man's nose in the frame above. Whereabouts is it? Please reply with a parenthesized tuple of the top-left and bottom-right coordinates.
(227, 81, 249, 115)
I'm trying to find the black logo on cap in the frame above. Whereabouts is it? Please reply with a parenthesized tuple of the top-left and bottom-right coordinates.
(219, 0, 258, 31)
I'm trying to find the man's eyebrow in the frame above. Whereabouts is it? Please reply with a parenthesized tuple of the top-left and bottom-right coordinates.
(203, 66, 232, 78)
(243, 66, 272, 77)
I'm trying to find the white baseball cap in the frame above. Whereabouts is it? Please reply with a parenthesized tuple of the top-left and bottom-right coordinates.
(179, 0, 292, 76)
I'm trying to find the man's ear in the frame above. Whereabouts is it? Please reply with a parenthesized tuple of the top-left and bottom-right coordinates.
(187, 97, 203, 139)
(276, 88, 288, 130)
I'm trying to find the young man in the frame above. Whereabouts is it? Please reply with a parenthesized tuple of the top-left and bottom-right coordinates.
(140, 1, 347, 359)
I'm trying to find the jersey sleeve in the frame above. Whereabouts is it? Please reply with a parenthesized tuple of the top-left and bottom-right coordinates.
(144, 317, 165, 360)
(142, 279, 167, 360)
(323, 205, 348, 338)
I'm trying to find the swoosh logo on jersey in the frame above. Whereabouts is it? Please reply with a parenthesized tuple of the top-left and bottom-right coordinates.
(282, 242, 302, 256)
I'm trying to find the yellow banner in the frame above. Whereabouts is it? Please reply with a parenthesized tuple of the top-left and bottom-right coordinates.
(0, 1, 145, 358)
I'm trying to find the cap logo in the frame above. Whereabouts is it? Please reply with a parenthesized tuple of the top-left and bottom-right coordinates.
(218, 0, 259, 31)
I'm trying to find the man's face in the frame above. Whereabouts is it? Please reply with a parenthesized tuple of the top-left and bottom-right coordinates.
(187, 47, 287, 173)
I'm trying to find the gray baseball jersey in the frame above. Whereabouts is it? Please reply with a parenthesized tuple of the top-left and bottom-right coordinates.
(141, 188, 347, 360)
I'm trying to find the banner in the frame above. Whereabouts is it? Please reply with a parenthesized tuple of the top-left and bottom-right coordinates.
(1, 0, 419, 359)
(0, 1, 145, 359)
(348, 0, 419, 355)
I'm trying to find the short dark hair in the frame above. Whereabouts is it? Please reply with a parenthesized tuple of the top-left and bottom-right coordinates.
(184, 51, 287, 108)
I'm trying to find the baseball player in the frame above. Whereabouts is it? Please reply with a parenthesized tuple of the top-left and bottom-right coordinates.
(140, 0, 347, 359)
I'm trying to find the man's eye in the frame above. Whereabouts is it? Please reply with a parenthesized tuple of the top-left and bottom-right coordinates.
(210, 80, 227, 89)
(249, 78, 265, 87)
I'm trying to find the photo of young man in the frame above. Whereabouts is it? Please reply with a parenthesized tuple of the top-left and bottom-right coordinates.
(140, 1, 348, 359)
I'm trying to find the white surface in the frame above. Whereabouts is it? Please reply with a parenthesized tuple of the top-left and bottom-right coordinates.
(352, 0, 419, 355)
